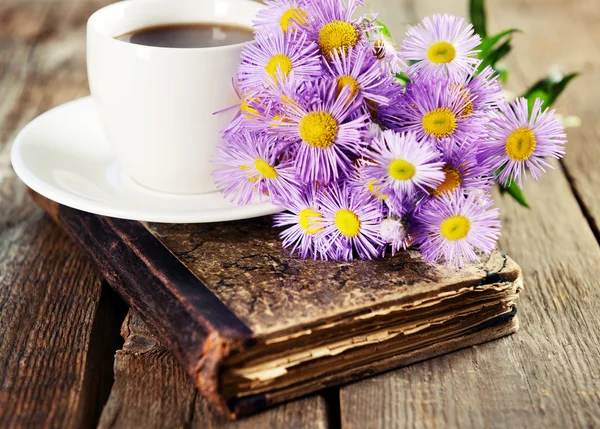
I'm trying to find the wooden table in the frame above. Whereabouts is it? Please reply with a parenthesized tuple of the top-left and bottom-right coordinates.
(1, 0, 599, 427)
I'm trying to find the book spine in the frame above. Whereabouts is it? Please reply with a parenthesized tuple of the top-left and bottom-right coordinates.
(29, 190, 255, 418)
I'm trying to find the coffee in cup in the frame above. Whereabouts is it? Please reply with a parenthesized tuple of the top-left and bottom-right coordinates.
(87, 0, 263, 194)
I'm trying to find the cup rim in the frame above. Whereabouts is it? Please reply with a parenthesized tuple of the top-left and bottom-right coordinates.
(87, 0, 263, 53)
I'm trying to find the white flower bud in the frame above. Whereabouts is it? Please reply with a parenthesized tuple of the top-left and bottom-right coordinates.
(380, 218, 407, 244)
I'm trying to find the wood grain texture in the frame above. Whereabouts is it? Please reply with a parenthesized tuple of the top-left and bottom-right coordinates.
(340, 1, 600, 428)
(0, 206, 102, 428)
(494, 0, 600, 238)
(0, 0, 127, 427)
(31, 199, 257, 417)
(98, 311, 331, 429)
(2, 0, 599, 427)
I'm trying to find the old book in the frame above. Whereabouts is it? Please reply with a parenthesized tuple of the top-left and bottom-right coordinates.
(30, 190, 522, 419)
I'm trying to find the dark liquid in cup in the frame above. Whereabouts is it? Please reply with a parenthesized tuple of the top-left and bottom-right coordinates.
(115, 23, 254, 48)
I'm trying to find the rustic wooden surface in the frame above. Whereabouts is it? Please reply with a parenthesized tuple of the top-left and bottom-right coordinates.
(97, 312, 331, 429)
(339, 1, 600, 428)
(0, 0, 598, 428)
(0, 0, 127, 427)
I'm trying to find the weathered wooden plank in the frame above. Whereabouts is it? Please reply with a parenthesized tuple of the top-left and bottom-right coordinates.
(489, 0, 600, 239)
(98, 311, 331, 429)
(0, 178, 126, 428)
(96, 312, 198, 429)
(341, 162, 600, 429)
(340, 1, 600, 428)
(0, 0, 128, 427)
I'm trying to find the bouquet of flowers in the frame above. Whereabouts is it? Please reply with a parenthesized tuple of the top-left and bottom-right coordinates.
(212, 0, 568, 268)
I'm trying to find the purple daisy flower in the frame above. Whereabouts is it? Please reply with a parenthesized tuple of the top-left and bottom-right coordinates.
(452, 65, 504, 118)
(213, 133, 300, 205)
(318, 182, 385, 260)
(416, 190, 501, 269)
(431, 138, 493, 197)
(220, 96, 267, 141)
(402, 78, 480, 143)
(212, 4, 570, 265)
(400, 14, 481, 81)
(237, 78, 308, 135)
(369, 86, 405, 129)
(324, 46, 394, 106)
(220, 83, 300, 145)
(304, 0, 370, 59)
(274, 80, 369, 184)
(349, 159, 390, 203)
(238, 91, 271, 120)
(480, 97, 567, 187)
(238, 30, 322, 93)
(349, 162, 411, 220)
(362, 130, 445, 199)
(254, 0, 310, 34)
(274, 186, 326, 259)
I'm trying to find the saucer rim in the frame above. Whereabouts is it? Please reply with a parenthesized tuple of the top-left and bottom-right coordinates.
(11, 97, 284, 224)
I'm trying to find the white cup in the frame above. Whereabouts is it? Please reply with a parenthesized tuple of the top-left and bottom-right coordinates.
(87, 0, 262, 194)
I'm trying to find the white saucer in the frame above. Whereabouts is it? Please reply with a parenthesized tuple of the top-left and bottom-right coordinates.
(11, 97, 282, 223)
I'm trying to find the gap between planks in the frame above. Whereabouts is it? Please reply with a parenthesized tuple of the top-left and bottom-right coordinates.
(0, 0, 130, 427)
(97, 311, 334, 429)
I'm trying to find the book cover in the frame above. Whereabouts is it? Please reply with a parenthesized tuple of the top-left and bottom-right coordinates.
(30, 190, 522, 419)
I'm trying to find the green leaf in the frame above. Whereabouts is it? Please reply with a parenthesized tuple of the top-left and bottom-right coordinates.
(470, 0, 488, 38)
(496, 166, 530, 208)
(521, 72, 579, 109)
(375, 20, 392, 39)
(497, 65, 509, 85)
(478, 29, 519, 59)
(394, 72, 411, 86)
(499, 181, 530, 208)
(478, 38, 512, 72)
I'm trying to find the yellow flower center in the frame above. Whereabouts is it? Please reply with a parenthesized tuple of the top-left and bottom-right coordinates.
(318, 21, 359, 57)
(434, 165, 462, 196)
(367, 180, 387, 200)
(280, 8, 308, 32)
(506, 127, 537, 161)
(336, 75, 360, 98)
(241, 97, 260, 118)
(299, 208, 324, 235)
(254, 159, 278, 179)
(440, 215, 470, 241)
(422, 108, 457, 138)
(335, 209, 361, 238)
(299, 111, 338, 149)
(427, 41, 456, 64)
(265, 54, 293, 81)
(389, 159, 416, 181)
